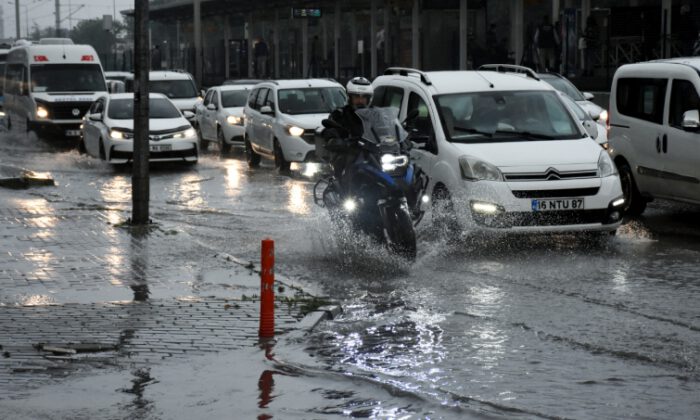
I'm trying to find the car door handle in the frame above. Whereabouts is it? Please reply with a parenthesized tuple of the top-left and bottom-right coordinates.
(656, 137, 661, 153)
(662, 134, 668, 153)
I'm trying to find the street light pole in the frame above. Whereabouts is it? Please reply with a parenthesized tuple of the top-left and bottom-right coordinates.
(55, 0, 60, 37)
(15, 0, 20, 38)
(132, 0, 150, 225)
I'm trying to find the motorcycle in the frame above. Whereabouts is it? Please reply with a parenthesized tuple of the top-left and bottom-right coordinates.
(313, 107, 429, 260)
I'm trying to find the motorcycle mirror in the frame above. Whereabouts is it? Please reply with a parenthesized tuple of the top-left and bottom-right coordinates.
(403, 109, 419, 125)
(322, 119, 343, 130)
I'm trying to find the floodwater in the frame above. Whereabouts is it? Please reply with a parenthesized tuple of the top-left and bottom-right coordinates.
(1, 134, 699, 419)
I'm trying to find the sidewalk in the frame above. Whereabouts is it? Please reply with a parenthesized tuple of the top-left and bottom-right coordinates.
(0, 176, 321, 404)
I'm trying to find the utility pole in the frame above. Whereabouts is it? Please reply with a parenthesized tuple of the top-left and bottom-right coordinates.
(55, 0, 60, 37)
(15, 0, 20, 39)
(132, 0, 150, 225)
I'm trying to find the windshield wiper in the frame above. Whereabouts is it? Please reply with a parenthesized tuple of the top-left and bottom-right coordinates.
(493, 130, 555, 140)
(452, 125, 493, 137)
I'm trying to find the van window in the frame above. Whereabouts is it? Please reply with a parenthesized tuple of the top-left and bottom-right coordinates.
(149, 79, 196, 99)
(372, 86, 404, 110)
(31, 64, 105, 92)
(669, 80, 700, 128)
(407, 92, 433, 135)
(616, 78, 667, 124)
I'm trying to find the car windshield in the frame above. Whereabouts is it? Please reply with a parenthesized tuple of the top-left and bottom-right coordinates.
(108, 97, 182, 119)
(435, 90, 583, 142)
(31, 64, 106, 92)
(277, 87, 346, 115)
(149, 80, 197, 99)
(541, 76, 585, 101)
(222, 90, 249, 107)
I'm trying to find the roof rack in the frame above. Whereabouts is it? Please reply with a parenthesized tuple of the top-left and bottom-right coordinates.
(383, 67, 432, 85)
(478, 64, 540, 81)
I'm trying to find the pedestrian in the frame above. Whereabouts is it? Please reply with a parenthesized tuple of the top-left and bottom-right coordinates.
(151, 45, 162, 71)
(580, 16, 598, 76)
(679, 4, 698, 56)
(254, 37, 269, 78)
(534, 15, 560, 72)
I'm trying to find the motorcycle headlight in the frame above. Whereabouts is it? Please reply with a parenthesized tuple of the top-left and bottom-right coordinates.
(598, 150, 617, 177)
(287, 125, 305, 137)
(174, 128, 197, 139)
(227, 115, 242, 125)
(381, 153, 409, 172)
(36, 106, 49, 119)
(458, 155, 503, 181)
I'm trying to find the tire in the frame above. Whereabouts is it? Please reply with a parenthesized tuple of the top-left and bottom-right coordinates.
(218, 128, 231, 157)
(274, 139, 291, 173)
(617, 160, 646, 217)
(77, 138, 87, 155)
(432, 186, 460, 238)
(99, 138, 106, 161)
(245, 137, 261, 168)
(385, 203, 417, 261)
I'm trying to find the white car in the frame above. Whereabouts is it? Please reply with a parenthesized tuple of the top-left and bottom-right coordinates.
(608, 58, 700, 216)
(557, 91, 608, 147)
(537, 71, 608, 124)
(372, 66, 625, 235)
(195, 84, 253, 156)
(125, 71, 201, 121)
(81, 93, 198, 165)
(244, 79, 346, 171)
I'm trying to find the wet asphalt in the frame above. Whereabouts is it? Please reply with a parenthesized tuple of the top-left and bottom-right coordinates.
(1, 134, 699, 419)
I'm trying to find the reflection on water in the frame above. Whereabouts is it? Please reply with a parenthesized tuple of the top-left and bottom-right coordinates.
(100, 175, 131, 206)
(287, 182, 310, 215)
(129, 228, 150, 302)
(176, 173, 205, 208)
(224, 159, 244, 196)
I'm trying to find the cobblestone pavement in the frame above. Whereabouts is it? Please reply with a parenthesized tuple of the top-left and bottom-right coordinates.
(0, 186, 305, 399)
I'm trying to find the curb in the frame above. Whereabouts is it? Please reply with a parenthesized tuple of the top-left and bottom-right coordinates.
(0, 164, 55, 189)
(297, 304, 343, 333)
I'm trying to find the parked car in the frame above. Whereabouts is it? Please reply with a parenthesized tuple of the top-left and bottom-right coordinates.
(557, 91, 608, 147)
(535, 71, 608, 124)
(80, 93, 198, 165)
(372, 65, 625, 236)
(244, 79, 346, 171)
(195, 83, 254, 156)
(104, 71, 132, 83)
(124, 70, 201, 121)
(608, 58, 700, 216)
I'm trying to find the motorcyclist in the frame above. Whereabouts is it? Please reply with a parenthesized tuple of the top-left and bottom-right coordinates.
(324, 77, 374, 182)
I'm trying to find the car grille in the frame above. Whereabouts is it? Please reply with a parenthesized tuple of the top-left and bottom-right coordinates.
(473, 209, 609, 228)
(511, 187, 600, 198)
(44, 102, 92, 120)
(504, 169, 598, 182)
(111, 147, 196, 161)
(302, 129, 316, 145)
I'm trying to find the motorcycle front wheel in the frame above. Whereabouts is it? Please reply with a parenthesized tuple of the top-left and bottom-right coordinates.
(384, 204, 417, 261)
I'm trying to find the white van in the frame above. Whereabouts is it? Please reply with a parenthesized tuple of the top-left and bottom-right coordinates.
(3, 39, 107, 139)
(608, 58, 700, 216)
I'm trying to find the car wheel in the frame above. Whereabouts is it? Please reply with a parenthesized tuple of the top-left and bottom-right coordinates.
(77, 138, 87, 155)
(274, 139, 291, 173)
(432, 186, 460, 239)
(245, 137, 261, 168)
(99, 139, 106, 161)
(617, 160, 646, 217)
(218, 128, 231, 157)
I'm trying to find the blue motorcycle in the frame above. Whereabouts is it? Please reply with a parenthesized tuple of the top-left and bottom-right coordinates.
(314, 107, 428, 260)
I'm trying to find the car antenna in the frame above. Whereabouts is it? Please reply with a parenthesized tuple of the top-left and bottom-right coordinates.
(475, 71, 494, 88)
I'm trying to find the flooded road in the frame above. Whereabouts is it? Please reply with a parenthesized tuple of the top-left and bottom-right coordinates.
(2, 135, 699, 419)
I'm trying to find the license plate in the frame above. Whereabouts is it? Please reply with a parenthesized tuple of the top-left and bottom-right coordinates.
(65, 130, 81, 137)
(150, 144, 172, 152)
(531, 198, 584, 212)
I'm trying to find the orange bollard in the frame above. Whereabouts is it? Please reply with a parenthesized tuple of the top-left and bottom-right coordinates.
(259, 238, 275, 338)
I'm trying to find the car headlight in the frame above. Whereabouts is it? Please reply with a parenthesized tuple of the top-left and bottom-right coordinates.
(36, 106, 49, 119)
(227, 115, 242, 125)
(598, 150, 617, 177)
(598, 109, 608, 123)
(109, 129, 125, 140)
(287, 125, 305, 137)
(458, 155, 503, 181)
(174, 128, 197, 139)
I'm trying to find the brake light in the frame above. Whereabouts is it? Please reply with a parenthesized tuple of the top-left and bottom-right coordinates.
(33, 55, 48, 62)
(81, 55, 94, 62)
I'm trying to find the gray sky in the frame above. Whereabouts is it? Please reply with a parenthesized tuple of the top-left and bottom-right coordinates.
(2, 0, 134, 38)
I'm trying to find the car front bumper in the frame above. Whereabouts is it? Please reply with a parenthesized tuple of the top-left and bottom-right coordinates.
(454, 175, 624, 233)
(107, 138, 198, 164)
(221, 123, 246, 145)
(279, 133, 317, 163)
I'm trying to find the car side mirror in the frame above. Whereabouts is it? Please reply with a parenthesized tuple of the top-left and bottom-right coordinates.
(681, 110, 700, 131)
(183, 110, 195, 120)
(583, 120, 599, 139)
(260, 105, 274, 115)
(206, 103, 217, 111)
(588, 110, 601, 121)
(583, 92, 595, 100)
(89, 113, 102, 121)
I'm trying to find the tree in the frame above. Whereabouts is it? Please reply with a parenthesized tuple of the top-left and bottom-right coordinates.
(69, 18, 129, 70)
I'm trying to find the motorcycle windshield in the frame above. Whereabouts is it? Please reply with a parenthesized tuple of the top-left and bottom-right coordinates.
(355, 107, 408, 147)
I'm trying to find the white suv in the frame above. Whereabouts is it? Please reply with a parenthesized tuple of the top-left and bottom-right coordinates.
(372, 66, 624, 235)
(608, 58, 700, 216)
(243, 79, 346, 171)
